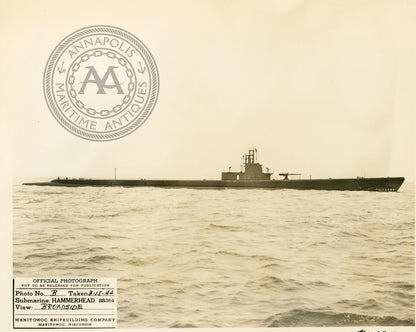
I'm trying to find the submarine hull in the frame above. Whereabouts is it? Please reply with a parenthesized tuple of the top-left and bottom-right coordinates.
(24, 177, 405, 192)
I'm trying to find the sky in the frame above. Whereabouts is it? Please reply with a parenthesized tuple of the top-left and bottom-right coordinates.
(1, 0, 415, 181)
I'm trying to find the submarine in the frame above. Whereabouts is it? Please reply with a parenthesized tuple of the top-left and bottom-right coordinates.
(24, 148, 404, 191)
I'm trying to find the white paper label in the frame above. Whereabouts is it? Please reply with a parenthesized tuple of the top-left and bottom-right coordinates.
(13, 278, 117, 329)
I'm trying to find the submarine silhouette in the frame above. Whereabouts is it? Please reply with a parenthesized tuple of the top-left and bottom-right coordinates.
(24, 148, 404, 191)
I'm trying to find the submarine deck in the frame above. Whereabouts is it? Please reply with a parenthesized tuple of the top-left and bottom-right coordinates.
(23, 177, 405, 192)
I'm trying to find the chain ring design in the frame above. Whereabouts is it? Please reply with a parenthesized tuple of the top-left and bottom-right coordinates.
(43, 25, 159, 141)
(67, 49, 136, 118)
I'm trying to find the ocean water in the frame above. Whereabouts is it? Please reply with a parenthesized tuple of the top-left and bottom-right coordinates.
(13, 181, 414, 328)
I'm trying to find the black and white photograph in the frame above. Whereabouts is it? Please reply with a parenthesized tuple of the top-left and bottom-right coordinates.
(2, 0, 415, 331)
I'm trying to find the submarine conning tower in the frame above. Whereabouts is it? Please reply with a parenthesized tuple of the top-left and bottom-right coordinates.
(221, 148, 273, 181)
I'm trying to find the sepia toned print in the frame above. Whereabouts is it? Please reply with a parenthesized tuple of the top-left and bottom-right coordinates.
(3, 0, 415, 331)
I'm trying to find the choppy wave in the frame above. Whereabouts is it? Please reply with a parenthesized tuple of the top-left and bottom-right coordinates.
(84, 255, 120, 263)
(265, 309, 415, 327)
(13, 183, 415, 327)
(215, 250, 279, 262)
(92, 234, 129, 239)
(208, 223, 241, 231)
(24, 251, 79, 260)
(169, 322, 198, 328)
